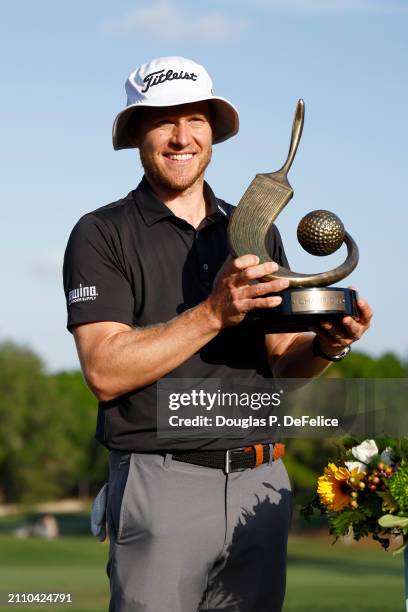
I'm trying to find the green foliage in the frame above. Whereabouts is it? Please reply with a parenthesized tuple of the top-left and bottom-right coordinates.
(0, 340, 107, 504)
(329, 350, 408, 378)
(329, 506, 391, 546)
(51, 370, 108, 495)
(0, 341, 73, 502)
(330, 508, 365, 537)
(389, 463, 408, 514)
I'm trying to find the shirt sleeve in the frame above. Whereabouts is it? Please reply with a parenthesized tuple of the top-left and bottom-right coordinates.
(63, 214, 135, 333)
(266, 224, 290, 269)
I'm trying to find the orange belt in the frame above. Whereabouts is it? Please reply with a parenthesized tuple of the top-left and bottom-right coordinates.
(244, 442, 285, 465)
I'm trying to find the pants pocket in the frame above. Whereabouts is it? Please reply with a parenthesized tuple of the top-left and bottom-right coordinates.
(107, 454, 133, 541)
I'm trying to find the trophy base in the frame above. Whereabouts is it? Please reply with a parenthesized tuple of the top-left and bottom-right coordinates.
(245, 287, 358, 333)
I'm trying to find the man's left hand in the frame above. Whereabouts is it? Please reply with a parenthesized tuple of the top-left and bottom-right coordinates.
(314, 293, 373, 357)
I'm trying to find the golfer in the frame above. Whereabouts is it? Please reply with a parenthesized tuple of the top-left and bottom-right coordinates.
(63, 56, 372, 612)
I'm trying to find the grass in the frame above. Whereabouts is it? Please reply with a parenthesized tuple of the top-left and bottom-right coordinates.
(0, 532, 404, 611)
(285, 535, 404, 612)
(0, 534, 109, 612)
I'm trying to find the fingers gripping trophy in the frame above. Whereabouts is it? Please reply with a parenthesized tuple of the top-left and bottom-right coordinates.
(228, 100, 359, 332)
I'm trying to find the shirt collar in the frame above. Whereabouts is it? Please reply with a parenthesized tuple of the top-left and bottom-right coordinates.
(133, 176, 229, 227)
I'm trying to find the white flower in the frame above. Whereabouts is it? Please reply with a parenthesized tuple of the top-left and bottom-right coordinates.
(352, 439, 379, 462)
(379, 447, 393, 466)
(345, 440, 379, 473)
(344, 460, 366, 473)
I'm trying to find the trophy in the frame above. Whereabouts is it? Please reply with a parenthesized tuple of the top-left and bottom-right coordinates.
(228, 99, 359, 332)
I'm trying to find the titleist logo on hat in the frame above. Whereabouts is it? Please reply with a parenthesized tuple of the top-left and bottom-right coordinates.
(142, 69, 198, 94)
(112, 56, 240, 150)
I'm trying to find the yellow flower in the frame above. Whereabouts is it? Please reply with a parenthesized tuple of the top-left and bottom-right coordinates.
(317, 463, 354, 511)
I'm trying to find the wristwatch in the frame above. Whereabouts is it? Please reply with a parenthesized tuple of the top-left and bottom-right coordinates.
(312, 335, 351, 362)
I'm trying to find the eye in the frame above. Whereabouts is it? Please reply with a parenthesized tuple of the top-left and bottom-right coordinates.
(189, 116, 207, 125)
(155, 119, 173, 127)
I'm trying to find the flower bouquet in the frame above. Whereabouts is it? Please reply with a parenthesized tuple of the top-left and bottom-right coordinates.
(302, 438, 408, 608)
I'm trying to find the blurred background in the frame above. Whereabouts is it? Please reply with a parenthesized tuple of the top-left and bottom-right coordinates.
(1, 1, 407, 610)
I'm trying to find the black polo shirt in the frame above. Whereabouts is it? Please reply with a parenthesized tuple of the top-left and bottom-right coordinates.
(63, 177, 289, 452)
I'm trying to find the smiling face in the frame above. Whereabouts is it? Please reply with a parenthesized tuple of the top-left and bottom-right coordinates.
(134, 101, 213, 194)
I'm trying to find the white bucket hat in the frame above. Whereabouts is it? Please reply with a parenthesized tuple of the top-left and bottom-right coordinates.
(112, 56, 239, 150)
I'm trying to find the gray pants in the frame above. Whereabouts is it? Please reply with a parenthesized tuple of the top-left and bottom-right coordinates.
(107, 451, 292, 612)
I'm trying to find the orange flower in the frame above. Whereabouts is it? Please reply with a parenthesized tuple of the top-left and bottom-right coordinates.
(317, 463, 353, 511)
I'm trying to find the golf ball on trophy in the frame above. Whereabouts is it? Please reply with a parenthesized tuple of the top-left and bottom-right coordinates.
(297, 210, 345, 256)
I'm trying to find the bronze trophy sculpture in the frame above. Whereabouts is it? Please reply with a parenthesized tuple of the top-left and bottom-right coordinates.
(228, 99, 359, 332)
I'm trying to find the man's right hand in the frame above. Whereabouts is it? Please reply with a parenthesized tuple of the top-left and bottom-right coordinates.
(205, 254, 290, 329)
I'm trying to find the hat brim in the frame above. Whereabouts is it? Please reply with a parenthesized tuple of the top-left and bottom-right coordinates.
(112, 96, 239, 150)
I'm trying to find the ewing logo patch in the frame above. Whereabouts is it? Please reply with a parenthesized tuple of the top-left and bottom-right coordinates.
(68, 283, 99, 306)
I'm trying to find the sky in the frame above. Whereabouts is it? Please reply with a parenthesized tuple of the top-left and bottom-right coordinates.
(1, 0, 407, 372)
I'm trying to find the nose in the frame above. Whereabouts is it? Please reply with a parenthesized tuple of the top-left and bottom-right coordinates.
(169, 119, 192, 149)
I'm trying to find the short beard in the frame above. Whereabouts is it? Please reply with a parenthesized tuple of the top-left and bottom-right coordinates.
(139, 147, 212, 193)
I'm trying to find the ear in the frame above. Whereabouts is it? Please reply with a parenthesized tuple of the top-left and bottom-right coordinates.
(126, 108, 144, 147)
(125, 123, 139, 147)
(208, 102, 217, 143)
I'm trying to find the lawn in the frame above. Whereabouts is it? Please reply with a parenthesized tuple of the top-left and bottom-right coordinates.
(0, 534, 109, 612)
(285, 535, 404, 612)
(0, 532, 404, 611)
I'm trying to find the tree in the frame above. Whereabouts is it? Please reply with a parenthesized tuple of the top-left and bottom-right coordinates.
(0, 341, 103, 503)
(51, 370, 108, 498)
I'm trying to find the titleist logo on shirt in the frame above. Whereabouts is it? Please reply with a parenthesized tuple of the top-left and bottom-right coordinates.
(141, 69, 198, 93)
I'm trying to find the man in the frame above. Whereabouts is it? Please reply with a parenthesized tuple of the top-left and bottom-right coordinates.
(63, 56, 372, 612)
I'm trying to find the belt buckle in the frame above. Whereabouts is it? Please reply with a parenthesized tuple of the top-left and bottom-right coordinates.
(225, 449, 231, 474)
(224, 448, 246, 474)
(224, 445, 257, 474)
